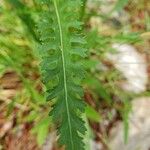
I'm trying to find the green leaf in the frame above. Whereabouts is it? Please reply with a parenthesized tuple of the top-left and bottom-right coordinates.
(38, 0, 87, 149)
(6, 0, 39, 41)
(32, 117, 50, 146)
(85, 75, 112, 104)
(24, 111, 38, 122)
(120, 99, 132, 144)
(86, 105, 101, 122)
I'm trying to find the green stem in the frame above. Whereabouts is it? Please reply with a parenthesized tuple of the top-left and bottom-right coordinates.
(80, 0, 87, 21)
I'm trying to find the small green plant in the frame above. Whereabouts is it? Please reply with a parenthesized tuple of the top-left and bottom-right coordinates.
(38, 0, 87, 149)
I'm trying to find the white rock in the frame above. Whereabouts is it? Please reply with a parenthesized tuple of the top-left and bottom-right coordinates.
(42, 132, 56, 150)
(107, 44, 148, 93)
(110, 97, 150, 150)
(90, 140, 103, 150)
(87, 0, 116, 13)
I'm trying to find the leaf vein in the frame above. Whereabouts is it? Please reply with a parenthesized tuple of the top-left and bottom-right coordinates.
(53, 0, 74, 149)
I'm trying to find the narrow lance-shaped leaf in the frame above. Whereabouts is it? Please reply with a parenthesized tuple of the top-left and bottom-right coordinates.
(38, 0, 87, 150)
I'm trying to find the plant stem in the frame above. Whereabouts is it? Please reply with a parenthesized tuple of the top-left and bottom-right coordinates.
(80, 0, 87, 21)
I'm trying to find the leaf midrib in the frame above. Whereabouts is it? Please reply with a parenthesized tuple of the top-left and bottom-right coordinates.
(53, 0, 74, 149)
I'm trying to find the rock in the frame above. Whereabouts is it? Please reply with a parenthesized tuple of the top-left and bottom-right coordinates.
(110, 97, 150, 150)
(90, 140, 103, 150)
(42, 132, 56, 150)
(107, 44, 148, 93)
(87, 0, 116, 14)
